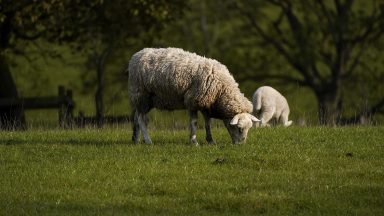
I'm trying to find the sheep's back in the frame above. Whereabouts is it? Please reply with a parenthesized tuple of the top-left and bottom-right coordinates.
(258, 86, 289, 112)
(128, 48, 236, 110)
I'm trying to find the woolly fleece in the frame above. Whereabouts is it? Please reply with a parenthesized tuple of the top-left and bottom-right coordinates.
(128, 48, 252, 118)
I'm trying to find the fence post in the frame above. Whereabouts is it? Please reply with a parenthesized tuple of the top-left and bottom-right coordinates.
(66, 89, 74, 128)
(58, 86, 65, 128)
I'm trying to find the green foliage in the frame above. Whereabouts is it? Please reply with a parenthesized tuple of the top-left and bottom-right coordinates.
(0, 127, 383, 215)
(2, 0, 383, 126)
(2, 0, 186, 120)
(0, 0, 182, 43)
(235, 0, 384, 123)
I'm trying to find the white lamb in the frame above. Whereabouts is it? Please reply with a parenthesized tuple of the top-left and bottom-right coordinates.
(128, 48, 259, 145)
(252, 86, 292, 127)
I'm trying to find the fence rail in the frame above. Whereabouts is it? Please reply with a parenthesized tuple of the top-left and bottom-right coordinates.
(0, 85, 134, 129)
(0, 86, 74, 128)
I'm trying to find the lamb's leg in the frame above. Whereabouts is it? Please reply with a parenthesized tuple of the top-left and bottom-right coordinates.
(280, 111, 292, 127)
(203, 112, 215, 144)
(137, 112, 152, 144)
(260, 107, 275, 127)
(132, 110, 140, 144)
(189, 110, 199, 145)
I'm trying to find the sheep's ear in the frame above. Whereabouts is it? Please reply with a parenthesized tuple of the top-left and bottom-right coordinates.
(248, 114, 260, 122)
(230, 115, 240, 125)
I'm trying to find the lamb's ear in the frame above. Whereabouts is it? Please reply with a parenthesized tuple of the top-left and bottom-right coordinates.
(248, 113, 260, 122)
(230, 114, 240, 125)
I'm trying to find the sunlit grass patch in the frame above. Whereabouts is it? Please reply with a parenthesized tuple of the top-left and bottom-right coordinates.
(0, 126, 383, 215)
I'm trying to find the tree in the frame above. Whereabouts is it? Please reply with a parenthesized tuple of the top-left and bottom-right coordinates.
(0, 54, 25, 129)
(235, 0, 384, 124)
(76, 0, 185, 127)
(0, 0, 185, 129)
(0, 0, 102, 129)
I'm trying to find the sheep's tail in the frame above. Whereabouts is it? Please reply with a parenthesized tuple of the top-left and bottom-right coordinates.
(252, 89, 262, 113)
(255, 94, 262, 112)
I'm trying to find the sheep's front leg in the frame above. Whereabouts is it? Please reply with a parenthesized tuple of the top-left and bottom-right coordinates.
(203, 112, 215, 144)
(132, 111, 140, 144)
(137, 112, 152, 144)
(189, 110, 198, 145)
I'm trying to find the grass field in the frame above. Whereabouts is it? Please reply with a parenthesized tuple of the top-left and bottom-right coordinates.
(0, 126, 383, 215)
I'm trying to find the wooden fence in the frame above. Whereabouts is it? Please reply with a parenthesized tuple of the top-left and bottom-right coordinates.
(0, 86, 74, 128)
(0, 85, 135, 128)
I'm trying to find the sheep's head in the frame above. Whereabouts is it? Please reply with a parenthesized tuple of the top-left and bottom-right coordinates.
(223, 113, 260, 144)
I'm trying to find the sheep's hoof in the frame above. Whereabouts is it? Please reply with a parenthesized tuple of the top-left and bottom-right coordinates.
(207, 140, 216, 145)
(284, 120, 293, 127)
(143, 139, 153, 144)
(190, 139, 199, 146)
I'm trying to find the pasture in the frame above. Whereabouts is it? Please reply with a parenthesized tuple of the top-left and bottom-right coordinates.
(0, 126, 383, 215)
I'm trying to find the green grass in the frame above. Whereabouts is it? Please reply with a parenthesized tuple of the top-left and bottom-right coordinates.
(0, 126, 383, 215)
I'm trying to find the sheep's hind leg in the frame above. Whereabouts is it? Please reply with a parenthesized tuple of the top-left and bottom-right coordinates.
(138, 112, 152, 144)
(203, 112, 215, 144)
(132, 111, 140, 144)
(260, 107, 275, 127)
(189, 110, 199, 145)
(280, 110, 292, 127)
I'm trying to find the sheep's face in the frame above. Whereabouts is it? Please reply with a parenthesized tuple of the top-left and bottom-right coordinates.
(224, 113, 260, 144)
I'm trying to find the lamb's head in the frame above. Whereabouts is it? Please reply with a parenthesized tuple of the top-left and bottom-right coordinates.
(223, 113, 260, 144)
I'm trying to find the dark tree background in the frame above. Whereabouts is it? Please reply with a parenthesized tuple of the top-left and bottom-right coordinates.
(1, 0, 383, 129)
(235, 0, 384, 125)
(0, 0, 184, 129)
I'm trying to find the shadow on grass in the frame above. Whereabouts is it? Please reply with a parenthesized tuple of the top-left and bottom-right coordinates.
(0, 137, 201, 146)
(0, 128, 232, 146)
(0, 138, 130, 146)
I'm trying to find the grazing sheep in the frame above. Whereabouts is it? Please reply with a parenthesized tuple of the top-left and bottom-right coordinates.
(128, 47, 259, 144)
(252, 86, 292, 127)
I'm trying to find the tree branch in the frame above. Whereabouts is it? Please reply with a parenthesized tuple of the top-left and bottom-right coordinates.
(315, 0, 334, 25)
(235, 2, 315, 87)
(344, 3, 384, 76)
(271, 9, 293, 48)
(344, 42, 367, 76)
(278, 2, 326, 85)
(330, 0, 358, 81)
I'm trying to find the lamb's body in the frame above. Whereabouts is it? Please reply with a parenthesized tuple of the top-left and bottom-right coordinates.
(128, 48, 258, 144)
(252, 86, 292, 127)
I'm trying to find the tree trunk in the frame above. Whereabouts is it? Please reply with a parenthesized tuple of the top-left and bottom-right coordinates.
(316, 90, 342, 126)
(95, 44, 113, 128)
(0, 54, 26, 130)
(95, 53, 105, 128)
